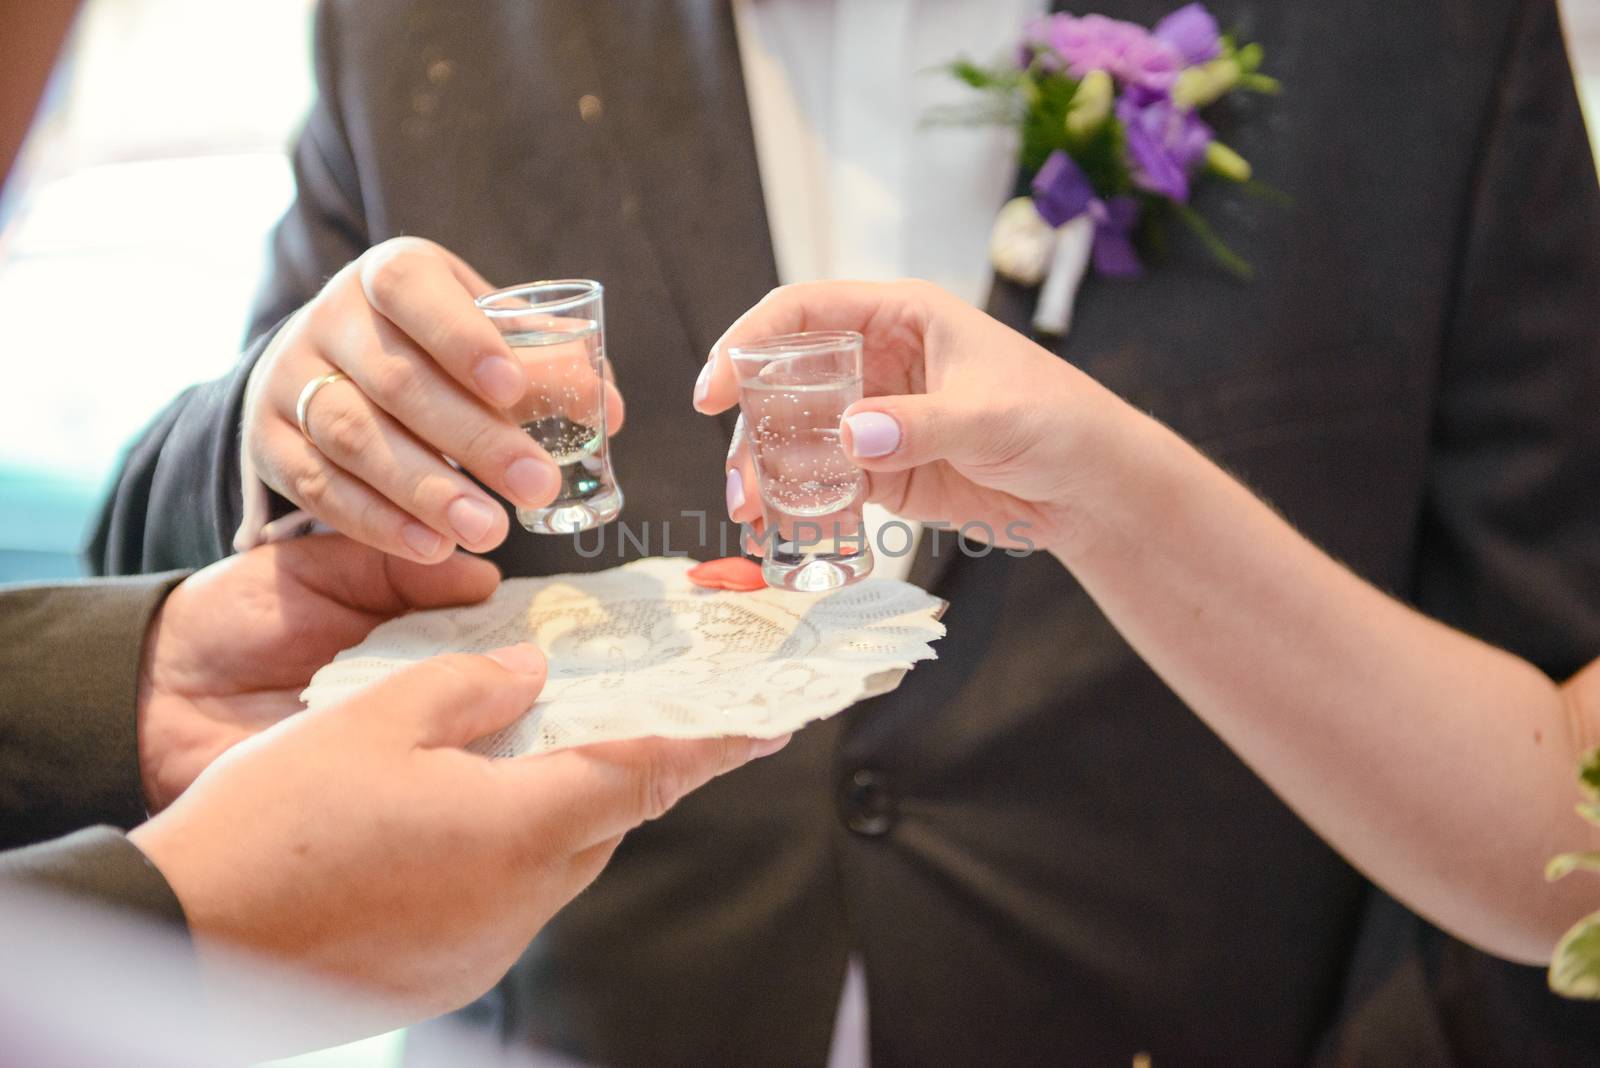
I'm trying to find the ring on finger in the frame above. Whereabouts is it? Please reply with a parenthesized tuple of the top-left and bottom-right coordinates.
(296, 371, 351, 441)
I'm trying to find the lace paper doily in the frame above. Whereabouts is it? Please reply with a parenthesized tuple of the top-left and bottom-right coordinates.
(300, 557, 946, 756)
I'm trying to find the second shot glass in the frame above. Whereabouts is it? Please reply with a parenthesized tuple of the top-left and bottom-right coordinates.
(729, 330, 875, 592)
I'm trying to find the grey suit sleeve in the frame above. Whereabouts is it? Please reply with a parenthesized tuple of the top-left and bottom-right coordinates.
(87, 0, 371, 577)
(0, 827, 187, 931)
(0, 574, 185, 851)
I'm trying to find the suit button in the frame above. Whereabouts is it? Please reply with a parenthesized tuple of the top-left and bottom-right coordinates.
(841, 770, 896, 837)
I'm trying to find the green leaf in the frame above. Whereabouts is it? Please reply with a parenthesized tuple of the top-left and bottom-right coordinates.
(1547, 851, 1600, 881)
(1550, 912, 1600, 999)
(1579, 747, 1600, 799)
(1171, 203, 1254, 280)
(1240, 179, 1293, 207)
(1017, 72, 1084, 172)
(1239, 73, 1283, 95)
(919, 100, 1024, 130)
(948, 59, 1005, 90)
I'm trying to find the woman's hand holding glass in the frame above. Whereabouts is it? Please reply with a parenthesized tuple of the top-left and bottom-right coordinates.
(242, 237, 624, 562)
(695, 279, 1118, 555)
(697, 282, 1600, 968)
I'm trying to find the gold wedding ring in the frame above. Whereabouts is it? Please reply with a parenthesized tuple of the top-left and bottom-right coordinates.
(295, 371, 350, 441)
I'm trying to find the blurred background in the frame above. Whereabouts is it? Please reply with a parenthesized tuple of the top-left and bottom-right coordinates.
(1, 0, 1598, 584)
(0, 0, 313, 581)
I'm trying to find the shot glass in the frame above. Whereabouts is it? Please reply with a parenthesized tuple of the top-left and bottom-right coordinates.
(477, 280, 623, 534)
(729, 330, 875, 592)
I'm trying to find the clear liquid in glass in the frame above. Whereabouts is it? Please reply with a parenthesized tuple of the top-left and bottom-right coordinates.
(737, 364, 874, 591)
(503, 324, 623, 533)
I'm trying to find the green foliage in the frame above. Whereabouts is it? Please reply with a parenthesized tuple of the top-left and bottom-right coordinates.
(1017, 70, 1082, 173)
(1552, 914, 1600, 999)
(1170, 203, 1253, 279)
(1580, 748, 1600, 799)
(1547, 851, 1600, 881)
(1548, 748, 1600, 999)
(947, 59, 1023, 93)
(1220, 35, 1280, 95)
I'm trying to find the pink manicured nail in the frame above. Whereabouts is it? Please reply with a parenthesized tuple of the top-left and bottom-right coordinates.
(506, 457, 557, 505)
(844, 411, 901, 458)
(473, 356, 525, 407)
(402, 522, 444, 557)
(725, 467, 745, 515)
(486, 642, 545, 675)
(692, 361, 714, 409)
(447, 496, 499, 544)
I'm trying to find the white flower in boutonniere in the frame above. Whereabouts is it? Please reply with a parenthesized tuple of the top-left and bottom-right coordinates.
(941, 3, 1280, 337)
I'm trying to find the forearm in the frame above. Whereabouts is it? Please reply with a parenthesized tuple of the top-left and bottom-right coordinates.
(1056, 401, 1598, 963)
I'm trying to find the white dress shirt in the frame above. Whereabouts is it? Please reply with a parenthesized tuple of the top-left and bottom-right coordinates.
(733, 0, 1039, 589)
(732, 2, 1042, 1061)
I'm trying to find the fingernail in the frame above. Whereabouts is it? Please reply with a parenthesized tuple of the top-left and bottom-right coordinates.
(506, 457, 557, 505)
(474, 356, 525, 408)
(692, 361, 714, 409)
(486, 642, 544, 675)
(750, 734, 792, 759)
(725, 467, 745, 515)
(447, 496, 499, 544)
(402, 522, 444, 557)
(843, 411, 901, 459)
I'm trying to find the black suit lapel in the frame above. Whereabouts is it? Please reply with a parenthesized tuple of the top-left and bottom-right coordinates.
(571, 0, 778, 442)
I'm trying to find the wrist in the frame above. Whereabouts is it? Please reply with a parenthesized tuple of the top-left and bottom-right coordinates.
(1044, 375, 1187, 569)
(134, 589, 184, 814)
(128, 814, 230, 948)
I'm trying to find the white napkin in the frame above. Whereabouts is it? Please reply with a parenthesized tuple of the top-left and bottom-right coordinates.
(300, 557, 947, 756)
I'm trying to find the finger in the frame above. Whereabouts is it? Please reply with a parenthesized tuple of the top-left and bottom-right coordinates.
(741, 517, 769, 558)
(382, 552, 502, 610)
(602, 360, 625, 435)
(359, 238, 529, 410)
(315, 317, 562, 511)
(436, 246, 497, 299)
(504, 734, 790, 853)
(721, 415, 762, 524)
(508, 324, 614, 438)
(840, 394, 1006, 472)
(295, 371, 513, 552)
(271, 534, 502, 616)
(345, 644, 547, 748)
(517, 834, 626, 928)
(565, 835, 625, 891)
(695, 280, 927, 415)
(256, 420, 457, 564)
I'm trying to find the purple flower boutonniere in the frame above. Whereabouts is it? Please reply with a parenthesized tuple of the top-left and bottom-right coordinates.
(946, 3, 1279, 335)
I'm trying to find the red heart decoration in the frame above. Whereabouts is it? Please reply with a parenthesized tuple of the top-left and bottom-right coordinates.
(687, 557, 767, 592)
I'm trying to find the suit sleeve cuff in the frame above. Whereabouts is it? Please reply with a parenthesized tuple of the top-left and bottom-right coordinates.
(0, 826, 188, 931)
(0, 574, 187, 849)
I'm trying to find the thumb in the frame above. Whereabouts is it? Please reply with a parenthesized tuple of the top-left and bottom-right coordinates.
(840, 394, 1002, 472)
(348, 643, 547, 748)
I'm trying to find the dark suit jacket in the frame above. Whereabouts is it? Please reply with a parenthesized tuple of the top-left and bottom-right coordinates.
(89, 1, 1600, 1064)
(0, 576, 188, 928)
